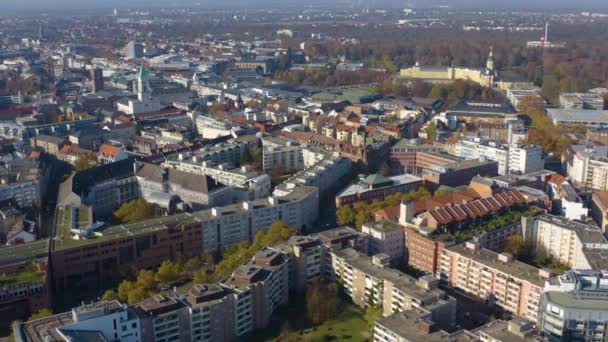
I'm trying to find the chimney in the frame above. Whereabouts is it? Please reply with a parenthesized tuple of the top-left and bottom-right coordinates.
(498, 253, 513, 263)
(416, 318, 435, 335)
(538, 268, 553, 279)
(399, 201, 415, 225)
(465, 241, 479, 250)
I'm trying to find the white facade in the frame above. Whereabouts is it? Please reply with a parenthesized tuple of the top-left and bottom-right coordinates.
(453, 139, 543, 175)
(195, 115, 233, 139)
(361, 221, 405, 263)
(57, 302, 141, 342)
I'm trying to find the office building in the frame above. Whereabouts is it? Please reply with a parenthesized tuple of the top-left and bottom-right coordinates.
(539, 270, 608, 341)
(547, 108, 608, 131)
(439, 242, 547, 322)
(15, 300, 141, 342)
(125, 41, 144, 60)
(559, 92, 605, 110)
(90, 67, 104, 93)
(336, 174, 422, 207)
(422, 158, 499, 189)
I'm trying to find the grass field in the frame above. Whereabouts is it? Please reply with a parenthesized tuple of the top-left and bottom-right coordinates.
(254, 296, 371, 342)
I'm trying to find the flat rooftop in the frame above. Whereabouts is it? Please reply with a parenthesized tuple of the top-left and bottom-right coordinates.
(363, 219, 403, 233)
(448, 244, 545, 287)
(337, 173, 421, 198)
(547, 108, 608, 123)
(536, 214, 607, 245)
(0, 239, 49, 265)
(334, 248, 445, 302)
(472, 319, 534, 342)
(544, 291, 608, 311)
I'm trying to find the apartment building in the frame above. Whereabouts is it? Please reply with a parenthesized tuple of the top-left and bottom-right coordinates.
(194, 186, 318, 252)
(362, 220, 405, 265)
(521, 214, 608, 270)
(136, 295, 190, 342)
(389, 140, 446, 174)
(184, 284, 237, 342)
(566, 143, 608, 191)
(273, 155, 352, 198)
(270, 236, 324, 293)
(329, 248, 454, 317)
(336, 174, 422, 207)
(195, 115, 233, 139)
(590, 190, 608, 236)
(439, 242, 547, 322)
(539, 270, 608, 341)
(262, 143, 305, 173)
(453, 139, 543, 175)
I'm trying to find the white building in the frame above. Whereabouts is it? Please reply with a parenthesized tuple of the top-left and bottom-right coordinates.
(560, 92, 605, 110)
(567, 143, 608, 191)
(522, 214, 608, 270)
(454, 139, 543, 175)
(262, 143, 305, 172)
(195, 115, 233, 139)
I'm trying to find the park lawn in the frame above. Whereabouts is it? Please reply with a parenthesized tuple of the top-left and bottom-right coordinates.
(255, 298, 371, 342)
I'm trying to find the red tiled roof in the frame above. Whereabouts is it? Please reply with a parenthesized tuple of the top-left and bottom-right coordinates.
(98, 144, 121, 158)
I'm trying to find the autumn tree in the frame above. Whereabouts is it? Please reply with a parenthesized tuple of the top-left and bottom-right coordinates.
(503, 235, 525, 257)
(74, 152, 98, 172)
(155, 260, 182, 285)
(102, 289, 119, 301)
(28, 308, 52, 320)
(364, 306, 383, 329)
(427, 121, 438, 141)
(306, 281, 339, 325)
(113, 199, 157, 223)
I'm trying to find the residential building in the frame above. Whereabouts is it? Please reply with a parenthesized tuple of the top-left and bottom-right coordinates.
(195, 115, 234, 139)
(194, 186, 319, 252)
(97, 143, 128, 164)
(262, 143, 305, 172)
(270, 236, 324, 293)
(362, 220, 405, 265)
(453, 139, 543, 175)
(336, 174, 422, 207)
(586, 126, 608, 144)
(566, 143, 608, 191)
(521, 214, 608, 270)
(329, 247, 455, 317)
(136, 295, 189, 342)
(539, 270, 608, 341)
(389, 140, 445, 174)
(29, 135, 66, 156)
(590, 190, 608, 236)
(439, 242, 547, 322)
(273, 155, 352, 198)
(125, 41, 144, 60)
(547, 177, 587, 220)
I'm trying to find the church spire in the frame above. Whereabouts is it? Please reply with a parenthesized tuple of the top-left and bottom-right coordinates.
(137, 64, 150, 102)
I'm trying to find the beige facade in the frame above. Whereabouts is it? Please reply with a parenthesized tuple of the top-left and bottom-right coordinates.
(440, 242, 545, 322)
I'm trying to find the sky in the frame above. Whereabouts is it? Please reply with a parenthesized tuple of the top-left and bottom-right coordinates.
(2, 0, 608, 12)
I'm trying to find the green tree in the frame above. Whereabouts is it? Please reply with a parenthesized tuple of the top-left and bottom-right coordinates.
(136, 269, 158, 292)
(156, 260, 182, 285)
(193, 270, 210, 284)
(127, 285, 148, 305)
(239, 147, 252, 166)
(102, 289, 119, 301)
(117, 280, 135, 302)
(74, 152, 98, 172)
(28, 308, 52, 320)
(427, 121, 438, 141)
(336, 205, 356, 226)
(113, 199, 157, 223)
(503, 235, 525, 257)
(363, 306, 383, 329)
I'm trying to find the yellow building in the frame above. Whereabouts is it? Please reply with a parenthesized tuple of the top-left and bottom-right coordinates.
(400, 48, 496, 87)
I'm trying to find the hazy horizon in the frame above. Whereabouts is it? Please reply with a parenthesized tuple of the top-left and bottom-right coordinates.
(3, 0, 608, 12)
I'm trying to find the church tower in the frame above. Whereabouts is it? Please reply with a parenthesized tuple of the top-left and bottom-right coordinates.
(137, 64, 151, 102)
(486, 47, 495, 72)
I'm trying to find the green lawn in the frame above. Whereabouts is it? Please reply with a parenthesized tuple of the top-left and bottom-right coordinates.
(0, 267, 44, 285)
(254, 296, 371, 342)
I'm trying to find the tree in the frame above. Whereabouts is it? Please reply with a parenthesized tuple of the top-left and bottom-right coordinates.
(74, 152, 98, 172)
(28, 308, 52, 321)
(364, 306, 383, 329)
(117, 280, 135, 302)
(503, 235, 525, 257)
(427, 121, 438, 141)
(156, 260, 182, 285)
(239, 146, 252, 166)
(306, 281, 339, 325)
(102, 289, 119, 301)
(336, 205, 356, 226)
(113, 199, 157, 223)
(193, 270, 210, 284)
(127, 285, 148, 305)
(251, 147, 263, 171)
